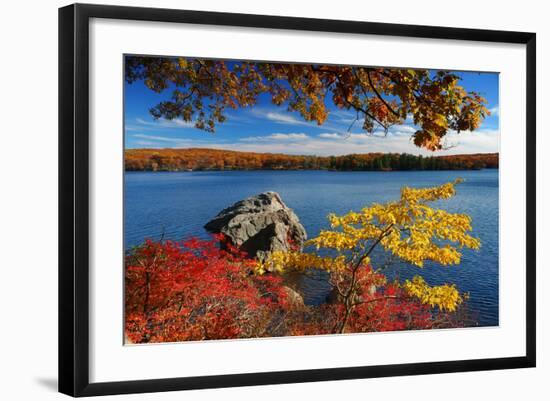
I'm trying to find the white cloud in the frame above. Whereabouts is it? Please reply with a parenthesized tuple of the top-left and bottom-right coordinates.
(265, 112, 304, 125)
(319, 133, 344, 139)
(391, 125, 417, 135)
(134, 117, 196, 129)
(129, 127, 498, 157)
(318, 124, 416, 140)
(132, 133, 188, 142)
(270, 133, 308, 140)
(130, 134, 212, 148)
(240, 133, 309, 142)
(327, 109, 357, 124)
(246, 108, 419, 137)
(249, 109, 320, 127)
(488, 106, 499, 116)
(319, 133, 374, 142)
(437, 129, 499, 154)
(134, 140, 159, 147)
(131, 128, 497, 156)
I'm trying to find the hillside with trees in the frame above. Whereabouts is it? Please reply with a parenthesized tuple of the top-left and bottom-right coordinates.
(125, 148, 498, 172)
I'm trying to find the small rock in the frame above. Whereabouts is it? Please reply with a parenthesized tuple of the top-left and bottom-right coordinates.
(282, 286, 305, 308)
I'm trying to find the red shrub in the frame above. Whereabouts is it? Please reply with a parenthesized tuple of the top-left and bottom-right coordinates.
(285, 267, 436, 336)
(125, 238, 465, 343)
(125, 236, 288, 343)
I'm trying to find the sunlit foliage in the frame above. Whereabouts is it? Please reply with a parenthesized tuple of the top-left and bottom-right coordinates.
(125, 57, 490, 151)
(258, 180, 479, 332)
(403, 276, 463, 312)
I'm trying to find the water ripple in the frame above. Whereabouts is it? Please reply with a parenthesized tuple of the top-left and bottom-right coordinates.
(125, 169, 499, 326)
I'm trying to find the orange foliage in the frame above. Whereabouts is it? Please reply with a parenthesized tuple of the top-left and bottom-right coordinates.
(124, 148, 498, 172)
(126, 57, 490, 151)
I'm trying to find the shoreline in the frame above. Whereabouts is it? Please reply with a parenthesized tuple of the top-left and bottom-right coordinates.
(125, 167, 499, 173)
(125, 149, 499, 172)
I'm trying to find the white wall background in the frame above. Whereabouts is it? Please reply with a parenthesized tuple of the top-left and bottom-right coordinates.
(0, 0, 546, 399)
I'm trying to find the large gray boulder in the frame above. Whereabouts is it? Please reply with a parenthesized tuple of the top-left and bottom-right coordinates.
(204, 192, 307, 260)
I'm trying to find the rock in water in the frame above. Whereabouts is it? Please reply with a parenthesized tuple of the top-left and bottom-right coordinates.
(204, 192, 307, 260)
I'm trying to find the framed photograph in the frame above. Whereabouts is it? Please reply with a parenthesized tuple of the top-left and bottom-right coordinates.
(59, 3, 536, 397)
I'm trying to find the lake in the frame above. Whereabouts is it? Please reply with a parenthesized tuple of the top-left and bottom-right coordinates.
(125, 169, 499, 327)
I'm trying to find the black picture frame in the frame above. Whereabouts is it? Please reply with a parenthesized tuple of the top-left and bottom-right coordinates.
(59, 3, 536, 397)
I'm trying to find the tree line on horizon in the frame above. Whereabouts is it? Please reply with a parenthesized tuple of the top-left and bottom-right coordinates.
(124, 148, 498, 172)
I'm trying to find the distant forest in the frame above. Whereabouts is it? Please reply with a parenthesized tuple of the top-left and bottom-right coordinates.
(125, 148, 499, 172)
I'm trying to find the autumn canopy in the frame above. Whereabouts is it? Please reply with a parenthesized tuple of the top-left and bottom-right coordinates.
(125, 56, 490, 151)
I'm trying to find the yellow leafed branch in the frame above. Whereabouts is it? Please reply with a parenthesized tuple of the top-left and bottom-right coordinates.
(256, 179, 480, 316)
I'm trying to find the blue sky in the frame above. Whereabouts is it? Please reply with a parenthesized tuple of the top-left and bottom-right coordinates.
(124, 64, 499, 156)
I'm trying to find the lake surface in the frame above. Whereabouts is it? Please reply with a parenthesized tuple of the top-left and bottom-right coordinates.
(125, 169, 499, 327)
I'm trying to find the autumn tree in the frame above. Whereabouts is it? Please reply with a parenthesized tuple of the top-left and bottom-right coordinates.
(256, 179, 480, 333)
(124, 148, 498, 172)
(125, 57, 489, 151)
